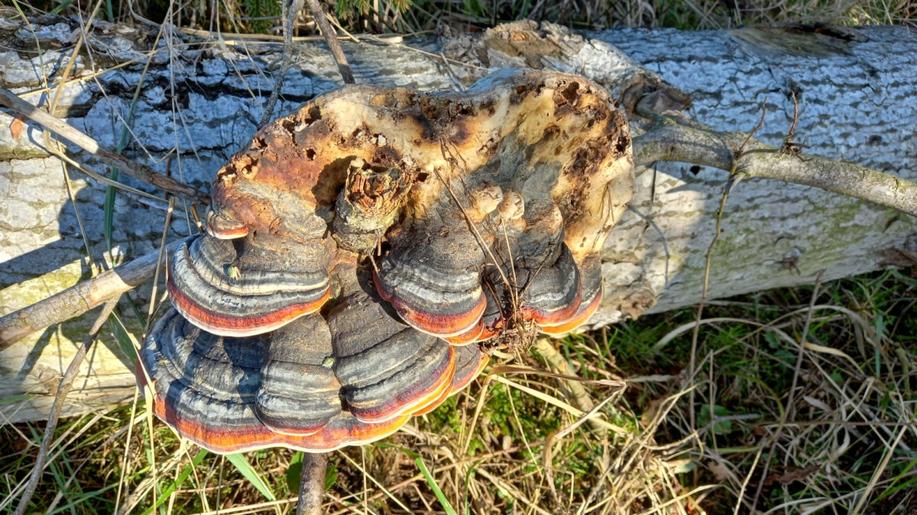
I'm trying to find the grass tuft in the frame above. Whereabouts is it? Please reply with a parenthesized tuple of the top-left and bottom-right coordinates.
(2, 271, 913, 512)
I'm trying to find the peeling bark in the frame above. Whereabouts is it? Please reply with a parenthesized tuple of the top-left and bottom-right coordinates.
(0, 17, 914, 422)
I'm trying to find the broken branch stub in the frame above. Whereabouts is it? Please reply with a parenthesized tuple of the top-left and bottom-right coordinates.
(142, 69, 634, 453)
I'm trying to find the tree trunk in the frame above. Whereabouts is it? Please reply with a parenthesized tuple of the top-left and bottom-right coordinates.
(1, 18, 913, 422)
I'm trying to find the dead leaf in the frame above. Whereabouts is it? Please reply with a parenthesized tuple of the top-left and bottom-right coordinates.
(706, 460, 732, 481)
(763, 464, 819, 487)
(10, 115, 25, 140)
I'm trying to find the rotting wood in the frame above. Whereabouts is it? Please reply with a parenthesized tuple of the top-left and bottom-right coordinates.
(1, 18, 914, 423)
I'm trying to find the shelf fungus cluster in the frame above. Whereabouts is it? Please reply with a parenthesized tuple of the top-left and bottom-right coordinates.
(139, 69, 634, 453)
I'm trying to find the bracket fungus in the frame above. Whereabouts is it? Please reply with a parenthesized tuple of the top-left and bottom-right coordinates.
(139, 69, 634, 453)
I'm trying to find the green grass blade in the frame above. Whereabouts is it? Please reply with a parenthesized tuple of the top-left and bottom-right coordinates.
(874, 454, 917, 504)
(140, 449, 207, 515)
(103, 171, 118, 251)
(414, 454, 457, 515)
(107, 310, 138, 365)
(285, 451, 304, 492)
(226, 453, 276, 501)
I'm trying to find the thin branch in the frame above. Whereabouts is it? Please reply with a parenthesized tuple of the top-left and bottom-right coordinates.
(0, 240, 183, 349)
(688, 173, 741, 429)
(304, 0, 355, 84)
(48, 145, 171, 205)
(13, 299, 118, 515)
(0, 87, 207, 203)
(781, 88, 800, 154)
(259, 0, 303, 126)
(296, 453, 328, 515)
(633, 113, 917, 217)
(686, 103, 763, 430)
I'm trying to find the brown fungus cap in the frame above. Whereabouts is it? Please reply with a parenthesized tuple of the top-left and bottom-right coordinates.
(142, 69, 633, 453)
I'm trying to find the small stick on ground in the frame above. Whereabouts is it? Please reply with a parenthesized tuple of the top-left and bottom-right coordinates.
(13, 299, 118, 515)
(0, 88, 206, 202)
(0, 240, 182, 348)
(305, 0, 355, 84)
(296, 453, 329, 515)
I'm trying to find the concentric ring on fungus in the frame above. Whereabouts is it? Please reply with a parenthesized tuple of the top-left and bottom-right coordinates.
(141, 69, 634, 453)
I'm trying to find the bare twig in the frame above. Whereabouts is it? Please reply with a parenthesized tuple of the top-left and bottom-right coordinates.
(0, 240, 183, 348)
(13, 299, 118, 515)
(296, 453, 329, 515)
(687, 172, 741, 429)
(144, 197, 176, 335)
(685, 103, 763, 429)
(305, 0, 354, 84)
(532, 337, 614, 504)
(260, 0, 303, 125)
(48, 145, 170, 205)
(633, 112, 917, 216)
(177, 26, 415, 43)
(781, 88, 801, 154)
(0, 87, 206, 202)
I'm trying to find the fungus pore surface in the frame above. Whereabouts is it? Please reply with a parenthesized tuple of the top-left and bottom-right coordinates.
(140, 69, 634, 453)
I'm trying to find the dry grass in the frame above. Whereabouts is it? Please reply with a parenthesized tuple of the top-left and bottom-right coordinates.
(404, 0, 915, 30)
(27, 0, 913, 34)
(1, 0, 915, 513)
(2, 270, 914, 513)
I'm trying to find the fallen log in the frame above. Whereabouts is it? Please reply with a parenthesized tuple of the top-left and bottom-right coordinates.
(0, 18, 914, 422)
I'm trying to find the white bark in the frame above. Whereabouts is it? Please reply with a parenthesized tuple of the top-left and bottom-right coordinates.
(0, 19, 914, 422)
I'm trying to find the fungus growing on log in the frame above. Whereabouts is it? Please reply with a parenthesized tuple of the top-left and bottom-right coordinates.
(139, 69, 634, 453)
